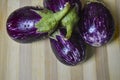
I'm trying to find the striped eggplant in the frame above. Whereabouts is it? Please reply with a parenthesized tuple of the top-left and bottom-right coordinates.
(7, 6, 48, 43)
(43, 0, 81, 12)
(50, 28, 86, 66)
(79, 1, 115, 47)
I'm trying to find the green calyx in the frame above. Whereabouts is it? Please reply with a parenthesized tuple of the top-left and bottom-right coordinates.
(35, 3, 70, 33)
(35, 3, 80, 39)
(61, 6, 80, 39)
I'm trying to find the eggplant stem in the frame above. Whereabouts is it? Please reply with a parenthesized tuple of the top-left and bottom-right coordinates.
(54, 3, 70, 21)
(66, 25, 72, 39)
(35, 3, 70, 33)
(61, 6, 79, 39)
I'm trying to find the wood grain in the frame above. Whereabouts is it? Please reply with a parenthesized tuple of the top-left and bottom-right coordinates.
(0, 0, 120, 80)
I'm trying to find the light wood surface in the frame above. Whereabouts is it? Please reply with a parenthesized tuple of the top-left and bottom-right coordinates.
(0, 0, 120, 80)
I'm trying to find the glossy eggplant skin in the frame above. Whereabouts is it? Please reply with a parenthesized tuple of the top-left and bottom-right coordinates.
(50, 28, 86, 66)
(6, 6, 48, 43)
(79, 2, 114, 47)
(43, 0, 81, 12)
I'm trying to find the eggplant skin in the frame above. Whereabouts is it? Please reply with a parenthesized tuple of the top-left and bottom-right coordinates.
(50, 28, 86, 66)
(43, 0, 81, 12)
(6, 6, 48, 43)
(79, 2, 115, 47)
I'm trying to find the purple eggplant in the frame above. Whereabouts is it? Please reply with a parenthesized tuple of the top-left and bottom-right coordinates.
(43, 0, 81, 12)
(79, 2, 115, 47)
(50, 28, 86, 66)
(6, 4, 70, 43)
(6, 6, 48, 43)
(44, 0, 81, 39)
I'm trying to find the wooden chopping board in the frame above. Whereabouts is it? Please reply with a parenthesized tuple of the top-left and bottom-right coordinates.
(0, 0, 120, 80)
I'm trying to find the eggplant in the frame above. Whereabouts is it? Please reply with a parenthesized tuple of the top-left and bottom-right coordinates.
(79, 1, 115, 47)
(43, 0, 81, 12)
(7, 4, 70, 43)
(50, 28, 86, 66)
(6, 6, 48, 43)
(44, 0, 81, 39)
